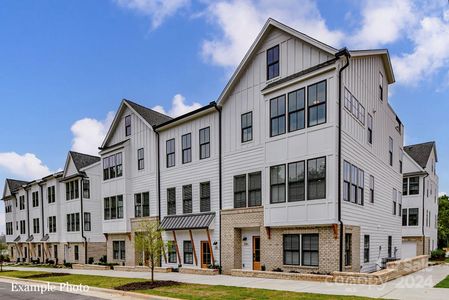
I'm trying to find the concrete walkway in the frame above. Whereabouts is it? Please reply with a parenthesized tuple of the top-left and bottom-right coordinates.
(4, 265, 449, 299)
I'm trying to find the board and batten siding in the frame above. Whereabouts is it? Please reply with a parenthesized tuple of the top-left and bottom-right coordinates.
(341, 56, 403, 270)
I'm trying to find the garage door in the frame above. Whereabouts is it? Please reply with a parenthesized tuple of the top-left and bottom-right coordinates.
(402, 241, 417, 259)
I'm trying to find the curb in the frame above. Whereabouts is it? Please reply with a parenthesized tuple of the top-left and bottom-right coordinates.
(0, 275, 179, 300)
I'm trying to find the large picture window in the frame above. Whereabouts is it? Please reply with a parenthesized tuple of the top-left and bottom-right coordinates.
(103, 153, 122, 180)
(307, 157, 326, 200)
(307, 81, 326, 127)
(270, 165, 286, 203)
(267, 45, 279, 80)
(104, 195, 123, 220)
(288, 88, 305, 132)
(270, 95, 286, 137)
(288, 161, 305, 202)
(66, 213, 80, 232)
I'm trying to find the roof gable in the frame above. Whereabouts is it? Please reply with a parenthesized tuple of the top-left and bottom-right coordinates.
(217, 18, 337, 106)
(62, 151, 100, 178)
(404, 141, 436, 169)
(101, 99, 171, 148)
(349, 49, 395, 84)
(2, 179, 28, 200)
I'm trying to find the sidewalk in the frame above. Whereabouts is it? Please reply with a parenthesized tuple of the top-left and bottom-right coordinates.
(4, 264, 449, 299)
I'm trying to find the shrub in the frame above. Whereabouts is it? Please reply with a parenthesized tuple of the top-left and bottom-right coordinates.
(431, 249, 446, 261)
(272, 267, 283, 272)
(63, 262, 73, 268)
(208, 264, 222, 272)
(99, 255, 107, 264)
(88, 257, 94, 264)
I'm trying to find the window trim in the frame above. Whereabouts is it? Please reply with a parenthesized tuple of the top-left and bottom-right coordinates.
(248, 172, 262, 207)
(266, 44, 280, 80)
(307, 80, 327, 128)
(269, 95, 286, 137)
(233, 174, 247, 208)
(137, 148, 144, 170)
(125, 115, 131, 136)
(364, 235, 370, 263)
(288, 160, 305, 202)
(307, 157, 326, 200)
(167, 188, 176, 216)
(287, 88, 305, 132)
(183, 240, 193, 264)
(199, 127, 210, 160)
(182, 133, 192, 164)
(270, 164, 286, 204)
(182, 185, 192, 214)
(241, 112, 253, 143)
(200, 181, 211, 213)
(166, 139, 176, 168)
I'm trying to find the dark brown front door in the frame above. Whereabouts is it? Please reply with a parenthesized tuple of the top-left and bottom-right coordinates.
(253, 236, 261, 270)
(201, 241, 211, 268)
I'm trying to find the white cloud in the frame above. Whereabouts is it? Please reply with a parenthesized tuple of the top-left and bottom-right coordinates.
(114, 0, 190, 29)
(350, 0, 416, 48)
(0, 152, 52, 180)
(152, 94, 202, 117)
(71, 112, 115, 156)
(392, 14, 449, 84)
(201, 0, 344, 68)
(439, 192, 447, 197)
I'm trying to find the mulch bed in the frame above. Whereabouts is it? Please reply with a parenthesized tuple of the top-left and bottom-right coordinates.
(24, 273, 70, 279)
(115, 280, 180, 291)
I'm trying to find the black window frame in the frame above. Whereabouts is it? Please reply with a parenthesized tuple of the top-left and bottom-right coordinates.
(345, 233, 352, 266)
(32, 191, 39, 207)
(379, 72, 383, 101)
(364, 235, 370, 263)
(74, 245, 79, 261)
(183, 240, 193, 264)
(167, 188, 176, 216)
(47, 186, 56, 203)
(369, 175, 374, 203)
(283, 234, 300, 265)
(408, 177, 419, 195)
(307, 80, 327, 127)
(103, 153, 122, 180)
(270, 164, 286, 204)
(367, 113, 373, 144)
(288, 88, 305, 132)
(233, 174, 246, 208)
(199, 127, 210, 160)
(49, 216, 56, 233)
(389, 137, 393, 166)
(137, 148, 144, 170)
(33, 218, 40, 234)
(388, 236, 392, 258)
(83, 179, 90, 199)
(200, 182, 211, 212)
(266, 45, 279, 80)
(113, 240, 126, 260)
(84, 212, 91, 231)
(134, 192, 150, 218)
(125, 115, 131, 136)
(103, 195, 124, 220)
(248, 172, 262, 207)
(409, 208, 419, 226)
(166, 139, 175, 168)
(182, 133, 192, 164)
(182, 185, 192, 214)
(307, 157, 326, 200)
(270, 95, 286, 137)
(288, 161, 305, 202)
(168, 241, 177, 263)
(241, 112, 253, 142)
(302, 234, 319, 267)
(402, 209, 408, 226)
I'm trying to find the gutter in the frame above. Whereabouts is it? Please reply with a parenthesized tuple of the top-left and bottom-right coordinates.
(39, 183, 45, 261)
(422, 174, 429, 255)
(213, 103, 223, 270)
(336, 48, 351, 272)
(80, 177, 88, 264)
(155, 130, 162, 268)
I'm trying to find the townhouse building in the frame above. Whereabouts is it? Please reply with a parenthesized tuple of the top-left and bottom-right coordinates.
(3, 151, 106, 264)
(401, 142, 438, 258)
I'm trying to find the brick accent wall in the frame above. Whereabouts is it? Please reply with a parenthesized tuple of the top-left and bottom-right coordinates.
(106, 233, 134, 266)
(343, 225, 361, 272)
(86, 242, 107, 263)
(221, 207, 348, 274)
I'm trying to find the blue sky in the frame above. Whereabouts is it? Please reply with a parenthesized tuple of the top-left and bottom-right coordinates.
(1, 0, 448, 233)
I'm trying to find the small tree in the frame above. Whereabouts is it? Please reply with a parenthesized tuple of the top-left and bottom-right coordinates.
(0, 241, 7, 272)
(134, 220, 165, 282)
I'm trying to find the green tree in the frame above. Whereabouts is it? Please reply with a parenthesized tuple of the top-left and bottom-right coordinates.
(134, 220, 165, 282)
(438, 194, 449, 248)
(0, 241, 7, 272)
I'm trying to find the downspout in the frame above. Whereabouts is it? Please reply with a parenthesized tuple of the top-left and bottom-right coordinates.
(80, 177, 88, 264)
(213, 103, 222, 269)
(155, 129, 162, 267)
(336, 48, 351, 272)
(26, 188, 30, 262)
(422, 174, 429, 255)
(39, 183, 45, 261)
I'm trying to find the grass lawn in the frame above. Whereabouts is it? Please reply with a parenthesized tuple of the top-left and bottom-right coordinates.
(435, 275, 449, 288)
(0, 270, 373, 300)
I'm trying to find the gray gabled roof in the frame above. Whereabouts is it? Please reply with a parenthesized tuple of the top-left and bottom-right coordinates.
(6, 179, 28, 193)
(404, 141, 436, 169)
(124, 99, 172, 127)
(69, 151, 101, 171)
(160, 212, 215, 230)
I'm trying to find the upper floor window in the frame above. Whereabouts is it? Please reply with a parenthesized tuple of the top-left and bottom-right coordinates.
(267, 45, 279, 80)
(399, 150, 403, 174)
(20, 220, 26, 234)
(48, 216, 56, 233)
(288, 88, 305, 132)
(288, 161, 305, 202)
(48, 186, 56, 203)
(19, 195, 25, 210)
(32, 191, 39, 207)
(166, 139, 175, 168)
(344, 88, 365, 125)
(182, 185, 192, 214)
(200, 182, 211, 212)
(270, 165, 286, 203)
(379, 72, 383, 101)
(103, 153, 123, 180)
(66, 180, 79, 200)
(137, 148, 144, 170)
(125, 115, 131, 136)
(134, 192, 150, 218)
(84, 212, 91, 231)
(6, 222, 13, 235)
(199, 127, 210, 159)
(270, 95, 286, 137)
(389, 137, 393, 166)
(66, 213, 80, 232)
(234, 175, 247, 208)
(103, 195, 123, 220)
(33, 218, 40, 234)
(241, 112, 253, 142)
(307, 157, 326, 200)
(369, 175, 374, 203)
(403, 177, 419, 195)
(367, 114, 373, 144)
(182, 133, 192, 164)
(167, 188, 176, 215)
(343, 161, 364, 205)
(393, 188, 397, 215)
(307, 81, 326, 127)
(83, 179, 90, 199)
(248, 172, 262, 207)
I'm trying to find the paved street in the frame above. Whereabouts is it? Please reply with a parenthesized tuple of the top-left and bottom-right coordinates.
(3, 264, 449, 299)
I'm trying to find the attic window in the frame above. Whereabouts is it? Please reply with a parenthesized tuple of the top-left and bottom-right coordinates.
(125, 115, 131, 136)
(267, 45, 279, 80)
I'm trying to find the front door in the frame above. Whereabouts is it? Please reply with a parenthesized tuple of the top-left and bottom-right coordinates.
(201, 241, 211, 268)
(253, 236, 261, 270)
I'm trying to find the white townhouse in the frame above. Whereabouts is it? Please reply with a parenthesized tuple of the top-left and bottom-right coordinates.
(156, 103, 221, 270)
(401, 142, 438, 258)
(217, 18, 404, 274)
(3, 151, 106, 264)
(99, 99, 171, 266)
